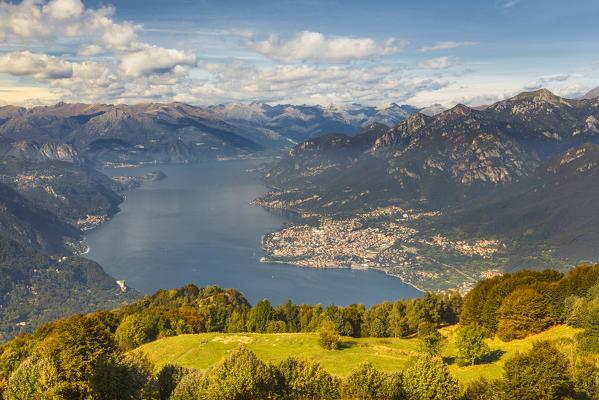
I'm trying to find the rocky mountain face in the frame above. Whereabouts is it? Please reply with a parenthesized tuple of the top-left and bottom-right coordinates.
(260, 89, 599, 214)
(431, 142, 599, 266)
(0, 101, 435, 166)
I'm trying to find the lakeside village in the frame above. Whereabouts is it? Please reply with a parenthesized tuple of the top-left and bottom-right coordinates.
(257, 205, 502, 293)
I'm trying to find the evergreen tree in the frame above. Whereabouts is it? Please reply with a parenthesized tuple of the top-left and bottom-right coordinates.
(247, 299, 273, 333)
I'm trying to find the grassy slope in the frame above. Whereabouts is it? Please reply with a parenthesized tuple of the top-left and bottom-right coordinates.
(137, 325, 579, 384)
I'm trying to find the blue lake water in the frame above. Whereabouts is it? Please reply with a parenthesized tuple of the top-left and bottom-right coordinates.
(84, 159, 421, 306)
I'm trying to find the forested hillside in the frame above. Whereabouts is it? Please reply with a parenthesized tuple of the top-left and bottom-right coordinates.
(2, 263, 599, 399)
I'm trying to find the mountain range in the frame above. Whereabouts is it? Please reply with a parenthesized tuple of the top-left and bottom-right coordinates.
(0, 102, 442, 166)
(261, 89, 599, 213)
(256, 89, 599, 288)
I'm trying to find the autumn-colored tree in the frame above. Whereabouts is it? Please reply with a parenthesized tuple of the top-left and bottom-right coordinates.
(497, 287, 553, 341)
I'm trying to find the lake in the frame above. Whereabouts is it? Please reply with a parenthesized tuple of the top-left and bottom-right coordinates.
(84, 159, 422, 306)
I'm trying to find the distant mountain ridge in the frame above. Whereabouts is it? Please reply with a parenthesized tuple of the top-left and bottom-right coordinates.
(0, 101, 442, 166)
(581, 86, 599, 100)
(261, 89, 599, 213)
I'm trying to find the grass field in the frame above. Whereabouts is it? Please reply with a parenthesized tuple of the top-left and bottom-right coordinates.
(137, 325, 579, 384)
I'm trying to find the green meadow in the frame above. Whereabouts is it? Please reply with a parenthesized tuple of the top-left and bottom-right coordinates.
(137, 324, 579, 384)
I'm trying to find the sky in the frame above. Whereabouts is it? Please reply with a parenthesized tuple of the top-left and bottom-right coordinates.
(0, 0, 597, 107)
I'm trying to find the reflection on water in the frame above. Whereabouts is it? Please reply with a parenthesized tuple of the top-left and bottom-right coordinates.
(84, 159, 421, 306)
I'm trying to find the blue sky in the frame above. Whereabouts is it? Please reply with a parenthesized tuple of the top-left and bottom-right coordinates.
(0, 0, 597, 107)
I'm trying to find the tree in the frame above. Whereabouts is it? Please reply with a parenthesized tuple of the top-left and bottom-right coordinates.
(89, 355, 150, 400)
(115, 314, 152, 350)
(503, 340, 573, 400)
(341, 362, 402, 400)
(418, 323, 443, 356)
(402, 354, 460, 400)
(5, 353, 60, 400)
(198, 346, 278, 400)
(277, 357, 340, 399)
(454, 324, 491, 366)
(497, 287, 553, 341)
(156, 364, 189, 400)
(170, 370, 204, 400)
(247, 299, 273, 333)
(576, 306, 599, 353)
(318, 321, 340, 350)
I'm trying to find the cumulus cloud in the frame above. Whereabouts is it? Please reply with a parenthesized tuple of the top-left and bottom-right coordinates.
(42, 0, 83, 20)
(240, 31, 408, 63)
(0, 0, 142, 50)
(120, 46, 196, 77)
(0, 51, 72, 79)
(0, 0, 52, 40)
(194, 61, 447, 105)
(78, 44, 104, 57)
(417, 56, 463, 70)
(418, 41, 477, 53)
(0, 0, 451, 106)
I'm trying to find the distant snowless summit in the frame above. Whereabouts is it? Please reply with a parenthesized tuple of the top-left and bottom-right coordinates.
(581, 86, 599, 100)
(0, 100, 447, 165)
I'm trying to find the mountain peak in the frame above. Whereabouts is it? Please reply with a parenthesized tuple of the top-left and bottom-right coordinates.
(581, 86, 599, 100)
(514, 88, 561, 102)
(445, 104, 473, 116)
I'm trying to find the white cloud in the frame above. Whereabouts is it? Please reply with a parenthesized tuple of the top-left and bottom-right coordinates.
(240, 31, 408, 63)
(0, 51, 72, 79)
(42, 0, 83, 20)
(0, 0, 52, 40)
(0, 0, 143, 51)
(417, 56, 463, 70)
(120, 46, 196, 77)
(418, 41, 478, 53)
(503, 1, 520, 8)
(78, 44, 104, 57)
(524, 74, 571, 90)
(193, 61, 447, 105)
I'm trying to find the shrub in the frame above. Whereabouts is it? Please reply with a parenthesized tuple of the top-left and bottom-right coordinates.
(277, 357, 340, 399)
(503, 340, 573, 400)
(318, 321, 340, 350)
(341, 362, 402, 400)
(198, 345, 278, 400)
(402, 354, 460, 400)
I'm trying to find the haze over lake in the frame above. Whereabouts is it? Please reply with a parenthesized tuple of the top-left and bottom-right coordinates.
(84, 159, 421, 306)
